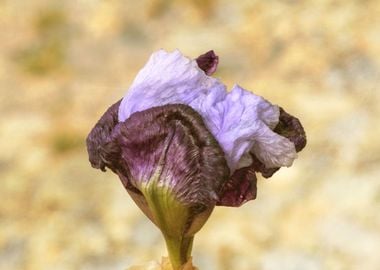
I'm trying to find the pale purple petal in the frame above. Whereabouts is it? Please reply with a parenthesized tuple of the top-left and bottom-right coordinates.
(118, 49, 225, 122)
(192, 84, 297, 171)
(118, 50, 298, 172)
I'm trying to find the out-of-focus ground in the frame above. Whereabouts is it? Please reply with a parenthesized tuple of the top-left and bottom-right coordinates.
(1, 0, 380, 269)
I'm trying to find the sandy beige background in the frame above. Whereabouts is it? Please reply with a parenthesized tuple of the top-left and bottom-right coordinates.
(1, 0, 380, 269)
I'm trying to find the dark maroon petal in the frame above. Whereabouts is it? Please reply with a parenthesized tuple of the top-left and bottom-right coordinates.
(249, 154, 280, 178)
(274, 107, 307, 152)
(216, 107, 307, 207)
(216, 166, 257, 207)
(196, 50, 219, 75)
(251, 107, 307, 178)
(111, 104, 230, 206)
(86, 99, 121, 172)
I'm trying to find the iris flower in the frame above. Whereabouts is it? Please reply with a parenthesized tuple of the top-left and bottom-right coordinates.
(86, 49, 306, 269)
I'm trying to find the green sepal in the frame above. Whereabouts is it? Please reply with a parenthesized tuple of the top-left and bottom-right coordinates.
(139, 170, 200, 269)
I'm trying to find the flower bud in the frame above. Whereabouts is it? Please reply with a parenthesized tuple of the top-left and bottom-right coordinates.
(86, 49, 307, 269)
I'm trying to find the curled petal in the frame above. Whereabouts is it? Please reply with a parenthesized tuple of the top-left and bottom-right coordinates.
(118, 49, 303, 175)
(86, 101, 230, 208)
(86, 99, 121, 172)
(196, 50, 219, 75)
(87, 103, 230, 242)
(249, 154, 280, 178)
(112, 104, 230, 246)
(251, 107, 307, 178)
(274, 107, 307, 152)
(217, 107, 307, 206)
(118, 50, 225, 123)
(217, 166, 257, 207)
(113, 104, 229, 206)
(250, 121, 297, 168)
(194, 84, 295, 171)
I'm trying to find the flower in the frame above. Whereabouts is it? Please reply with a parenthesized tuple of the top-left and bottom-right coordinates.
(86, 49, 306, 269)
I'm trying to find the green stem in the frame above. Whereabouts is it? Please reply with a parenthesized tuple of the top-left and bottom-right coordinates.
(164, 234, 194, 270)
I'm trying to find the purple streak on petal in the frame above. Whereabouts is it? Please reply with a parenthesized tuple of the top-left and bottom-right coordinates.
(112, 104, 230, 206)
(86, 100, 140, 192)
(196, 50, 219, 75)
(216, 166, 257, 207)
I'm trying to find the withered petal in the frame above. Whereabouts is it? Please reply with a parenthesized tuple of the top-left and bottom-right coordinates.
(217, 107, 307, 206)
(86, 99, 121, 172)
(111, 104, 230, 206)
(274, 107, 307, 152)
(249, 154, 280, 178)
(216, 166, 257, 207)
(196, 50, 219, 75)
(251, 107, 307, 178)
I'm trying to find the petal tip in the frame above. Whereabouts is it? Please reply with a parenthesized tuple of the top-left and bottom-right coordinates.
(196, 50, 219, 75)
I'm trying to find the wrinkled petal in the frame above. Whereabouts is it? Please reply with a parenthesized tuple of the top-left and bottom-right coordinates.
(87, 103, 230, 239)
(196, 50, 219, 75)
(250, 120, 297, 168)
(86, 99, 121, 172)
(116, 104, 229, 206)
(118, 49, 300, 174)
(249, 154, 280, 178)
(216, 107, 307, 206)
(274, 107, 307, 152)
(250, 107, 307, 178)
(118, 49, 225, 123)
(193, 84, 296, 171)
(87, 50, 307, 211)
(89, 103, 229, 206)
(216, 166, 257, 207)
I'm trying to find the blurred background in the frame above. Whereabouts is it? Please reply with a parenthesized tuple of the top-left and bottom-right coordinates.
(1, 0, 380, 269)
